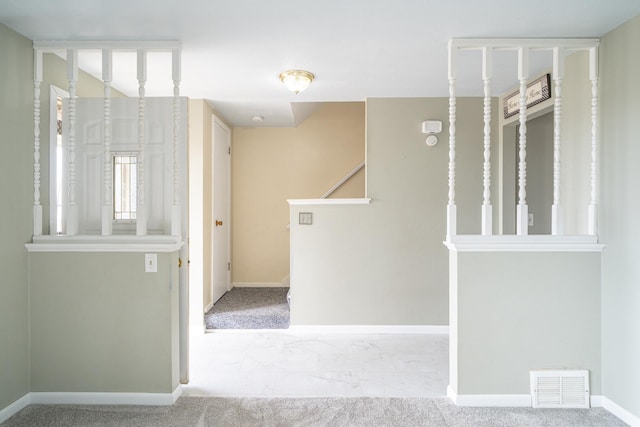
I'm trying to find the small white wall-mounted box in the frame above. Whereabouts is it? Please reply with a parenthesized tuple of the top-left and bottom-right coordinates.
(422, 120, 442, 134)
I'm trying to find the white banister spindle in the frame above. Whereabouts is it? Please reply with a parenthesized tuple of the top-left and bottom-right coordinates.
(66, 49, 78, 236)
(102, 49, 113, 236)
(447, 42, 457, 239)
(588, 47, 599, 236)
(552, 47, 565, 235)
(516, 47, 529, 236)
(481, 47, 493, 235)
(171, 48, 182, 237)
(136, 49, 147, 236)
(33, 50, 43, 236)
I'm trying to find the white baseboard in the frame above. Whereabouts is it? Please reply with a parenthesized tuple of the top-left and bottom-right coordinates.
(288, 325, 449, 334)
(447, 385, 531, 407)
(0, 386, 183, 422)
(204, 301, 213, 313)
(30, 385, 182, 406)
(602, 396, 640, 427)
(232, 282, 288, 288)
(0, 394, 30, 424)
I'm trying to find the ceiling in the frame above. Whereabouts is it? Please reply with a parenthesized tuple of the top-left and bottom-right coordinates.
(2, 0, 639, 127)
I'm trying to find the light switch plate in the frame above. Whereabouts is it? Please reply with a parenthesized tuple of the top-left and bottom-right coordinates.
(145, 253, 158, 273)
(299, 212, 313, 225)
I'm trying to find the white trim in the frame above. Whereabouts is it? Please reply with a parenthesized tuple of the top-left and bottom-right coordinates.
(287, 198, 371, 206)
(0, 394, 30, 424)
(591, 395, 602, 407)
(602, 396, 640, 427)
(34, 40, 180, 51)
(447, 386, 532, 407)
(232, 282, 286, 288)
(444, 234, 605, 252)
(320, 161, 366, 199)
(30, 386, 182, 406)
(204, 300, 214, 313)
(0, 387, 183, 422)
(287, 325, 449, 334)
(26, 235, 184, 253)
(450, 38, 599, 50)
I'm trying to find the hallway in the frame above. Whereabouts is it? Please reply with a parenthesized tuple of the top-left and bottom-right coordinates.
(183, 331, 448, 397)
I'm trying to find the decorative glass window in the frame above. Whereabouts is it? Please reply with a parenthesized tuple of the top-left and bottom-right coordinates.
(113, 154, 137, 222)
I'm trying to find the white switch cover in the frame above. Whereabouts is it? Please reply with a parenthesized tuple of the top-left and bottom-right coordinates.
(299, 212, 313, 225)
(145, 253, 158, 273)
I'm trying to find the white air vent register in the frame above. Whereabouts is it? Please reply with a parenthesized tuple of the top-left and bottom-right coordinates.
(530, 370, 590, 408)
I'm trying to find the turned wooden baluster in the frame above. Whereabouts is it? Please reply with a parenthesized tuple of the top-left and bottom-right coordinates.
(516, 47, 529, 236)
(66, 49, 78, 236)
(33, 50, 43, 236)
(552, 47, 565, 235)
(447, 41, 457, 239)
(588, 47, 599, 236)
(481, 47, 493, 236)
(137, 49, 148, 236)
(171, 48, 182, 237)
(102, 49, 113, 236)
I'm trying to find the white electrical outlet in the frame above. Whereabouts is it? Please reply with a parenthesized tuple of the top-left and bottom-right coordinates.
(528, 213, 534, 227)
(145, 253, 158, 273)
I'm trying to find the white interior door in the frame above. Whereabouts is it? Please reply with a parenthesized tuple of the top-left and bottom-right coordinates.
(211, 116, 231, 303)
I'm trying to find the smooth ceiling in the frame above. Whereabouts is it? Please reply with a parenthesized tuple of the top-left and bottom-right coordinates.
(1, 0, 639, 127)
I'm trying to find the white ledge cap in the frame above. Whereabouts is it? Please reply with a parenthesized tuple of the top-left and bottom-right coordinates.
(287, 198, 371, 206)
(26, 235, 184, 253)
(444, 234, 605, 252)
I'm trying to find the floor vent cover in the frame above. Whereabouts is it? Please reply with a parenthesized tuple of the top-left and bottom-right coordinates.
(530, 370, 590, 408)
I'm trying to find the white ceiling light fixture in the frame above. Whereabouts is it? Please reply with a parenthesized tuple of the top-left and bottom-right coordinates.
(279, 70, 314, 94)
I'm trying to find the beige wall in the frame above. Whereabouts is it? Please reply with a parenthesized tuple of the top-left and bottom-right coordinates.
(600, 13, 640, 419)
(0, 22, 32, 413)
(232, 102, 365, 285)
(29, 252, 180, 393)
(289, 97, 497, 325)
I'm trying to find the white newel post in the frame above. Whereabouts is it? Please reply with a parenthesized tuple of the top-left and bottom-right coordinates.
(33, 50, 43, 236)
(171, 48, 182, 237)
(447, 41, 457, 239)
(102, 49, 113, 236)
(552, 47, 565, 235)
(481, 47, 493, 235)
(588, 46, 599, 236)
(66, 49, 79, 236)
(136, 49, 147, 236)
(516, 47, 529, 236)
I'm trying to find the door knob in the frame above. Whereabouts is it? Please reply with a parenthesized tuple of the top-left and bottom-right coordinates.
(215, 220, 223, 227)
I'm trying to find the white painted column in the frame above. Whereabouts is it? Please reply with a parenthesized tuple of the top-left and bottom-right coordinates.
(588, 47, 599, 236)
(447, 42, 457, 239)
(102, 49, 113, 236)
(136, 49, 147, 236)
(33, 50, 43, 236)
(516, 47, 529, 236)
(66, 49, 79, 236)
(171, 48, 182, 237)
(552, 47, 565, 235)
(481, 47, 493, 235)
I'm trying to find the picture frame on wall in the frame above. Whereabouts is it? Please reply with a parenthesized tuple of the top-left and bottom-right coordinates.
(503, 74, 552, 119)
